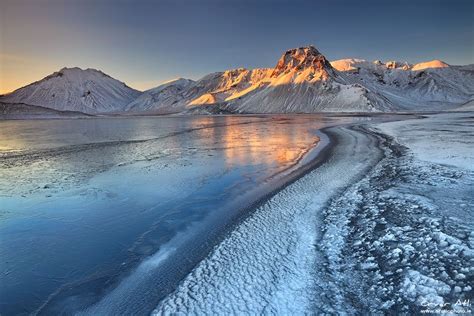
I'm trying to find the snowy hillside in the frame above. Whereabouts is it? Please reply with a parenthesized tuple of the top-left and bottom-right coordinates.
(129, 46, 473, 114)
(0, 67, 141, 114)
(331, 59, 474, 110)
(2, 46, 473, 115)
(127, 68, 274, 113)
(0, 102, 89, 119)
(226, 46, 393, 113)
(128, 46, 394, 114)
(126, 78, 195, 113)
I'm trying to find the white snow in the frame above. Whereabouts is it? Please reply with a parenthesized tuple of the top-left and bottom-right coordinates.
(0, 67, 140, 114)
(332, 58, 474, 110)
(376, 112, 474, 171)
(317, 112, 474, 313)
(2, 46, 473, 115)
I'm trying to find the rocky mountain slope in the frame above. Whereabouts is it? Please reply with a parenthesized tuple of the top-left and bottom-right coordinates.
(129, 46, 473, 113)
(224, 46, 393, 113)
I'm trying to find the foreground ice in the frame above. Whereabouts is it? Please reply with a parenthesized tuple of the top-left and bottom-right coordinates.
(321, 113, 473, 313)
(1, 113, 471, 314)
(153, 112, 473, 314)
(152, 126, 384, 314)
(2, 115, 368, 314)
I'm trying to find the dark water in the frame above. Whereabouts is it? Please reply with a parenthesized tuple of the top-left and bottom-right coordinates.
(0, 115, 364, 315)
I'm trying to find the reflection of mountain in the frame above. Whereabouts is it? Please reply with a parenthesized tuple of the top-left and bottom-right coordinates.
(218, 117, 320, 167)
(186, 116, 320, 168)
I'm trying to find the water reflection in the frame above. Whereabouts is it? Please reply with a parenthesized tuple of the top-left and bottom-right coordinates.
(220, 117, 321, 167)
(0, 115, 324, 315)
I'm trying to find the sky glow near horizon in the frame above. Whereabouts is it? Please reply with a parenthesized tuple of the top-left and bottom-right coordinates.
(0, 0, 473, 94)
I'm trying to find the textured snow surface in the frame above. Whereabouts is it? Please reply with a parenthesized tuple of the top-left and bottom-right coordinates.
(320, 114, 474, 313)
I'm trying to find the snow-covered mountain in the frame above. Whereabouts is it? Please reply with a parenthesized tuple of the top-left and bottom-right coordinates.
(128, 46, 394, 113)
(129, 46, 473, 114)
(223, 46, 394, 113)
(126, 68, 275, 113)
(126, 78, 195, 113)
(0, 67, 141, 114)
(1, 46, 473, 115)
(330, 59, 474, 110)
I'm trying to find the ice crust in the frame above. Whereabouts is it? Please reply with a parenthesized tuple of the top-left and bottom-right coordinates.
(153, 113, 473, 314)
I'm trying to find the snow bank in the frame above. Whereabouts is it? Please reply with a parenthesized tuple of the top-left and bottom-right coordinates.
(376, 112, 474, 171)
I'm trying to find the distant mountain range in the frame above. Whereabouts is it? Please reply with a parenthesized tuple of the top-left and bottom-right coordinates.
(1, 45, 473, 115)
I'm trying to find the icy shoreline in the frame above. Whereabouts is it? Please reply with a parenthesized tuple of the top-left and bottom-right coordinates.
(1, 113, 471, 314)
(152, 125, 386, 314)
(152, 113, 473, 315)
(317, 114, 473, 313)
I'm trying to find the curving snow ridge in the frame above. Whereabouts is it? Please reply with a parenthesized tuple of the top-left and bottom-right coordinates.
(152, 127, 384, 315)
(0, 67, 141, 114)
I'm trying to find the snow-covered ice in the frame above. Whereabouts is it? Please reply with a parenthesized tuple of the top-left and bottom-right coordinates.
(318, 112, 474, 313)
(0, 114, 362, 315)
(152, 112, 473, 314)
(1, 112, 472, 315)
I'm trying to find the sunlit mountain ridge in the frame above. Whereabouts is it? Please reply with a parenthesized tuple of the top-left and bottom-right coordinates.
(1, 46, 473, 115)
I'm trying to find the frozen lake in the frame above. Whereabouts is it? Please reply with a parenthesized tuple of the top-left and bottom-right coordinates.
(0, 115, 361, 314)
(4, 113, 465, 315)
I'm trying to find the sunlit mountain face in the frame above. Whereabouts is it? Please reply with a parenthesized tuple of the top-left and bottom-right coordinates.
(3, 45, 472, 116)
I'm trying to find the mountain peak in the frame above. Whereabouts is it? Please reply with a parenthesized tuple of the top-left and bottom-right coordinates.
(56, 67, 112, 77)
(412, 59, 449, 71)
(1, 66, 140, 114)
(272, 45, 332, 77)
